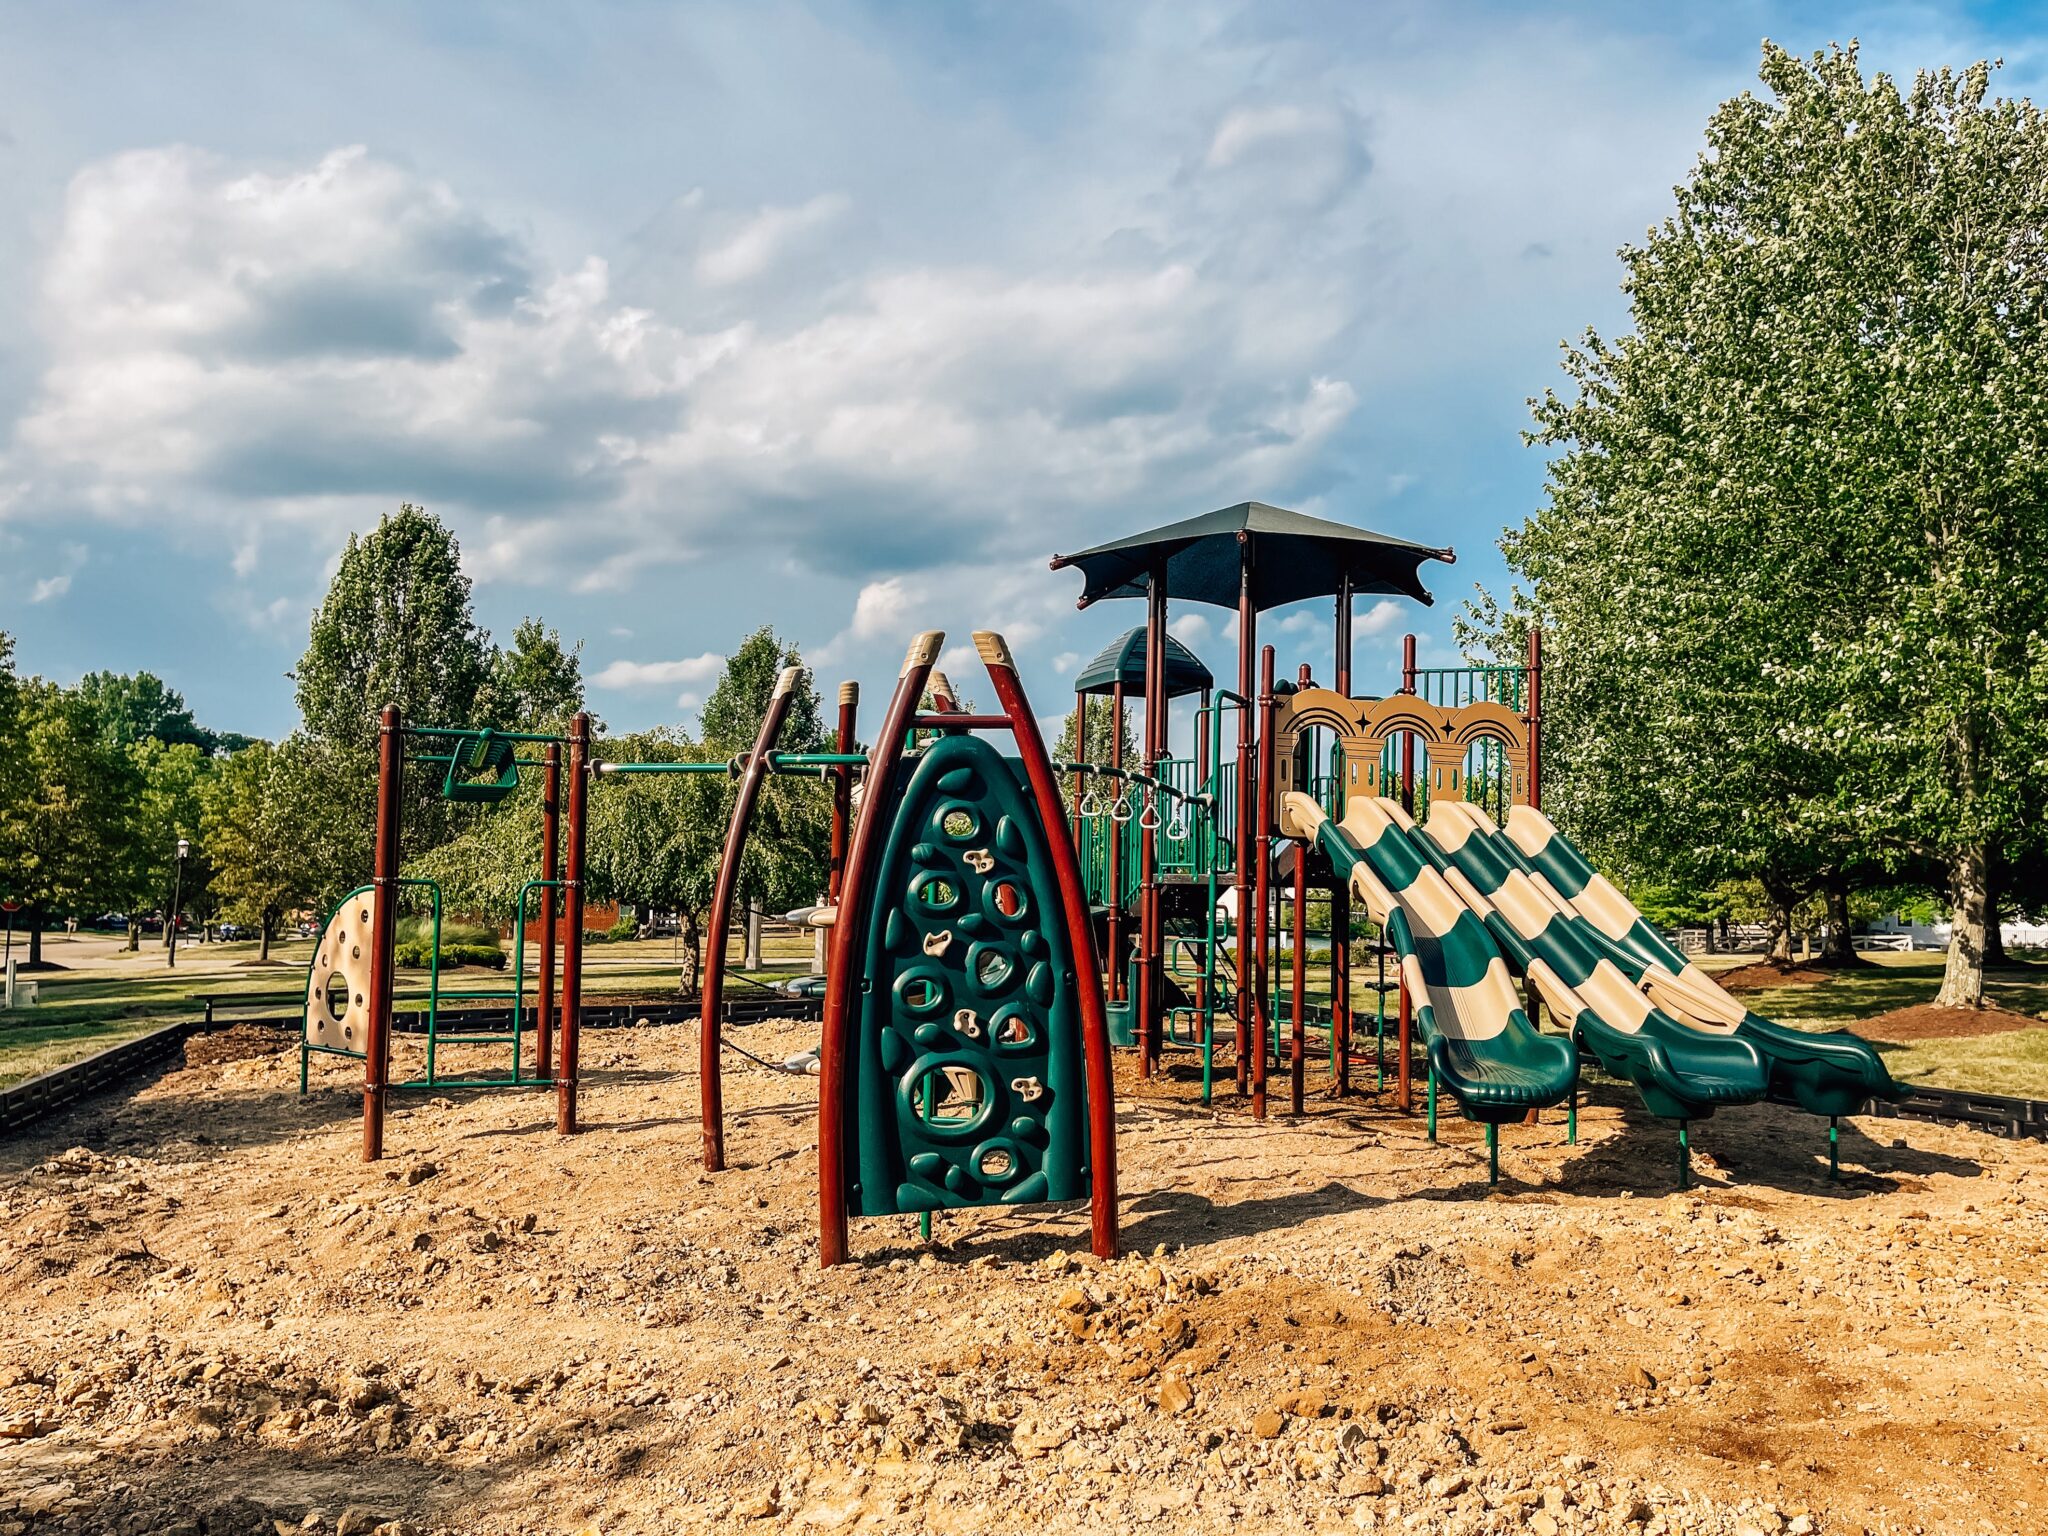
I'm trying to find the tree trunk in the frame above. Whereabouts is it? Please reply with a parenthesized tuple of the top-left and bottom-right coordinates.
(1764, 887, 1795, 965)
(677, 909, 702, 998)
(1821, 884, 1858, 965)
(27, 913, 42, 967)
(127, 921, 141, 953)
(259, 916, 273, 963)
(1933, 844, 1987, 1009)
(1983, 860, 2007, 967)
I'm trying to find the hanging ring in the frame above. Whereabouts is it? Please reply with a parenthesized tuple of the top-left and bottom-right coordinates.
(1078, 787, 1101, 818)
(1109, 789, 1133, 823)
(1138, 790, 1162, 830)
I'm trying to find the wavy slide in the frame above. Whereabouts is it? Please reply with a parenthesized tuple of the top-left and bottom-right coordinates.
(1414, 799, 1770, 1125)
(1279, 792, 1577, 1136)
(1502, 806, 1902, 1118)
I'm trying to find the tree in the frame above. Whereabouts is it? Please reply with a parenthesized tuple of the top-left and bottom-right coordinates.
(483, 618, 586, 735)
(121, 739, 211, 952)
(2, 681, 142, 964)
(698, 628, 831, 922)
(295, 504, 494, 748)
(1484, 44, 2048, 1006)
(74, 670, 252, 756)
(201, 739, 328, 960)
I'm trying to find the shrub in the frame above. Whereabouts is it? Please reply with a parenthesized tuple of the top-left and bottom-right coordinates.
(395, 940, 506, 970)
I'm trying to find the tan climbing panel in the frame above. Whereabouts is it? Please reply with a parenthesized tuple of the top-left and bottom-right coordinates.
(304, 889, 380, 1054)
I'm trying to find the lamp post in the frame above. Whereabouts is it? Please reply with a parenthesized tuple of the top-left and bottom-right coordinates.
(167, 838, 189, 969)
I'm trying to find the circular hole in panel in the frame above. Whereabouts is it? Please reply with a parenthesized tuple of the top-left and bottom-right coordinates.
(351, 944, 362, 960)
(896, 970, 950, 1016)
(990, 1007, 1037, 1048)
(358, 908, 370, 925)
(972, 946, 1015, 992)
(912, 872, 961, 913)
(976, 1144, 1016, 1180)
(902, 1059, 995, 1136)
(322, 973, 351, 1023)
(937, 805, 980, 842)
(343, 1026, 353, 1042)
(986, 879, 1029, 922)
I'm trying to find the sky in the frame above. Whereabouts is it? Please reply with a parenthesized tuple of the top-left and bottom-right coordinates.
(1, 1, 2043, 744)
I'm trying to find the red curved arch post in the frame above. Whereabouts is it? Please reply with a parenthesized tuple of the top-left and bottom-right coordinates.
(818, 633, 942, 1268)
(978, 630, 1120, 1263)
(700, 665, 805, 1172)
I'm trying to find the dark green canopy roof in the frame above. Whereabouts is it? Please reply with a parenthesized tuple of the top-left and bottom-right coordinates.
(1072, 627, 1215, 699)
(1051, 501, 1453, 612)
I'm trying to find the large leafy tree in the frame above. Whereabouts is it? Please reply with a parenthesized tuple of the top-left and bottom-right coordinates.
(75, 670, 253, 756)
(2, 681, 142, 964)
(483, 617, 586, 735)
(294, 504, 494, 748)
(1489, 44, 2048, 1003)
(201, 738, 330, 960)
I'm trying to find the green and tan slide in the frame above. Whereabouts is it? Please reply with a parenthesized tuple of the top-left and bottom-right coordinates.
(1280, 793, 1577, 1159)
(1502, 806, 1902, 1120)
(1415, 799, 1770, 1137)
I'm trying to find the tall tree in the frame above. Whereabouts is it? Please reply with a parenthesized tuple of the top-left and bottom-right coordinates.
(2, 682, 142, 964)
(120, 739, 212, 952)
(483, 617, 586, 734)
(294, 504, 493, 749)
(201, 738, 328, 960)
(1489, 44, 2048, 1006)
(74, 670, 252, 756)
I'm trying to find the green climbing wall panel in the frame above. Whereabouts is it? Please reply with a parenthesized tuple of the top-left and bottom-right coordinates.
(848, 734, 1091, 1216)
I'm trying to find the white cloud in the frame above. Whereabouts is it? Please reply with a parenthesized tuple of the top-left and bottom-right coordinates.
(849, 576, 914, 641)
(1356, 598, 1404, 637)
(1051, 650, 1080, 675)
(696, 192, 850, 287)
(28, 542, 86, 602)
(593, 652, 724, 690)
(1168, 612, 1211, 645)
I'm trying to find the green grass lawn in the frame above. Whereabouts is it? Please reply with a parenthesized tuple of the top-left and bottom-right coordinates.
(1703, 951, 2048, 1099)
(0, 929, 822, 1089)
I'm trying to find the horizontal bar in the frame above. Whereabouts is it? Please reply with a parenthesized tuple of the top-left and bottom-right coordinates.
(594, 760, 725, 775)
(423, 1033, 522, 1044)
(765, 752, 869, 768)
(912, 714, 1011, 729)
(394, 1078, 548, 1090)
(405, 725, 565, 744)
(433, 990, 521, 1001)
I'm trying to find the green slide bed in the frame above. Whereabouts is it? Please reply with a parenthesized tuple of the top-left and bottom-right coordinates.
(1409, 799, 1770, 1127)
(1503, 806, 1902, 1120)
(1281, 793, 1577, 1133)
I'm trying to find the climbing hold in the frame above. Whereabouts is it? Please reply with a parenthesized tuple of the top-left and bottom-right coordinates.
(964, 848, 996, 873)
(954, 1008, 984, 1040)
(1010, 1075, 1045, 1102)
(923, 930, 954, 957)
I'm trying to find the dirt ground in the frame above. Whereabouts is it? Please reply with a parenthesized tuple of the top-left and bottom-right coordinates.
(2, 1021, 2044, 1536)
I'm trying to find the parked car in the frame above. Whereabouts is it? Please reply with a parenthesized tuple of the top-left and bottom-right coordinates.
(93, 912, 128, 931)
(217, 922, 251, 942)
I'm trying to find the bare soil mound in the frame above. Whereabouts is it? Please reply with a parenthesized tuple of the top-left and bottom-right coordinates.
(1857, 1002, 2045, 1043)
(1, 1020, 2043, 1534)
(1718, 962, 1830, 989)
(182, 1022, 295, 1068)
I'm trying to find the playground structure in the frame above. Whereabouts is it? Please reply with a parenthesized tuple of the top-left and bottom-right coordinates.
(303, 496, 1907, 1266)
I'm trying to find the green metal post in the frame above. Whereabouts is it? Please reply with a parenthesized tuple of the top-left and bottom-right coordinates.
(1677, 1120, 1690, 1190)
(1567, 1081, 1578, 1146)
(1426, 1069, 1437, 1142)
(1487, 1123, 1499, 1185)
(1829, 1116, 1839, 1181)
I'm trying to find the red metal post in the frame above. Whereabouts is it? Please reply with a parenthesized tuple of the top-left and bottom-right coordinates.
(1331, 575, 1352, 1097)
(1070, 691, 1087, 852)
(536, 742, 560, 1083)
(1525, 627, 1542, 811)
(556, 712, 589, 1135)
(979, 632, 1120, 1261)
(829, 682, 858, 903)
(1398, 636, 1416, 1113)
(1234, 538, 1256, 1097)
(1290, 844, 1307, 1116)
(1138, 558, 1167, 1075)
(819, 633, 940, 1268)
(362, 705, 402, 1161)
(1106, 680, 1125, 1004)
(701, 667, 804, 1172)
(1252, 644, 1276, 1120)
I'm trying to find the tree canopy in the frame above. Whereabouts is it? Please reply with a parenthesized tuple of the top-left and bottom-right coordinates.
(1480, 43, 2048, 1003)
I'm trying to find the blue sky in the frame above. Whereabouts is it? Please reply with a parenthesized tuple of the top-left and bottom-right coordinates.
(2, 1, 2043, 742)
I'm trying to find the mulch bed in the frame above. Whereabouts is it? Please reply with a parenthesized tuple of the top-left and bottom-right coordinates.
(1857, 1003, 2047, 1043)
(1720, 963, 1832, 989)
(184, 1022, 296, 1068)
